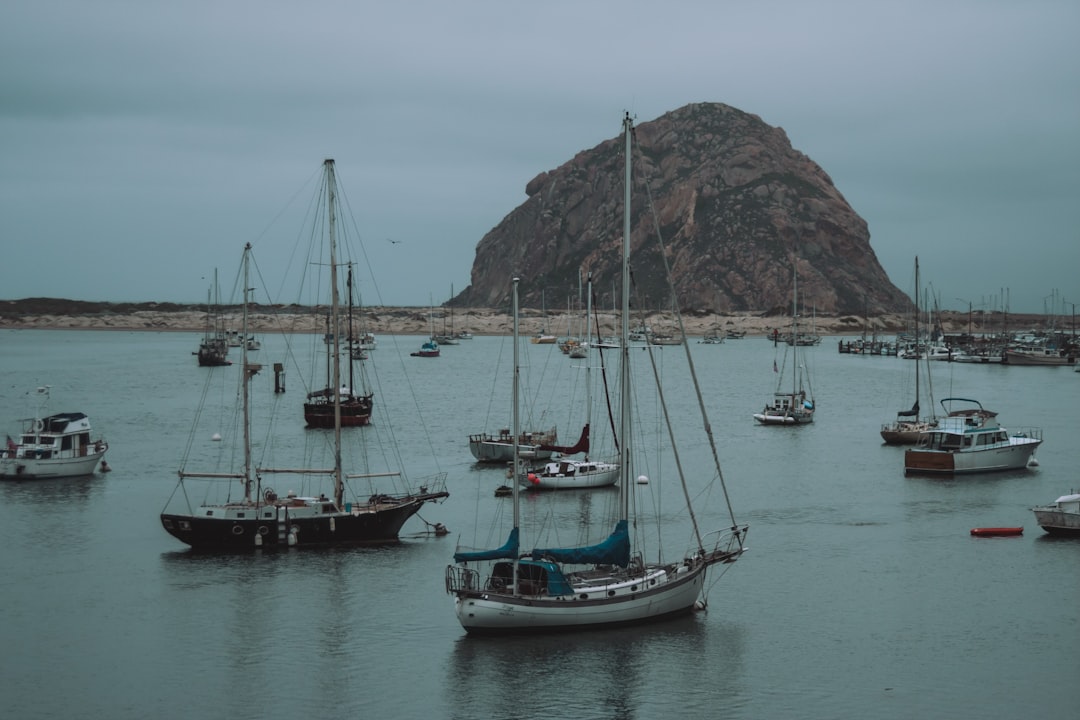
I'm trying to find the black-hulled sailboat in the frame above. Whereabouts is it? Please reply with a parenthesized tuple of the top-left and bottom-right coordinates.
(161, 161, 448, 551)
(304, 266, 373, 428)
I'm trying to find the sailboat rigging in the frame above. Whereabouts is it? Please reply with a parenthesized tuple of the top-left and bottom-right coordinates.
(195, 269, 230, 367)
(753, 260, 815, 425)
(445, 114, 747, 633)
(304, 265, 374, 428)
(161, 160, 448, 550)
(881, 256, 937, 443)
(522, 271, 619, 491)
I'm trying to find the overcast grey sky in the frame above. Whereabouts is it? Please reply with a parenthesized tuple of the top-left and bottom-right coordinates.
(2, 1, 1076, 314)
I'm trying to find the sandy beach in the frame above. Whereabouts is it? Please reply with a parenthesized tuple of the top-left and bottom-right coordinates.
(0, 302, 997, 338)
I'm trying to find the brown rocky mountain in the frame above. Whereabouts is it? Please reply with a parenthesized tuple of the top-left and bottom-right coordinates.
(455, 102, 911, 316)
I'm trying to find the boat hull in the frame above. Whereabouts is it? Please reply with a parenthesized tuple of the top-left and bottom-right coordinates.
(522, 461, 619, 490)
(904, 439, 1040, 474)
(753, 411, 812, 425)
(160, 492, 447, 550)
(0, 448, 106, 479)
(880, 421, 935, 445)
(303, 396, 374, 428)
(452, 562, 707, 634)
(1032, 509, 1080, 536)
(468, 432, 556, 464)
(197, 340, 230, 366)
(1002, 350, 1075, 366)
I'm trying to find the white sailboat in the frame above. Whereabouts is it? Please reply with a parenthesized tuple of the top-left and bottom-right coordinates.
(753, 260, 815, 425)
(521, 271, 618, 491)
(446, 114, 748, 633)
(881, 257, 937, 443)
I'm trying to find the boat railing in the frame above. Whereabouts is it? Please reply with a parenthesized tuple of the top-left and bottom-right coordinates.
(1011, 427, 1042, 442)
(700, 524, 750, 566)
(445, 565, 481, 594)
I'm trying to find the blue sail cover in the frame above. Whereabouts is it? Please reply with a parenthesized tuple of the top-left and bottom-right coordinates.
(530, 520, 630, 567)
(897, 401, 919, 418)
(454, 527, 519, 562)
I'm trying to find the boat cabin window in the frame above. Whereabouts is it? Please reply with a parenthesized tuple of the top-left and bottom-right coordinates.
(488, 561, 549, 595)
(40, 436, 55, 446)
(516, 563, 549, 595)
(61, 436, 73, 451)
(489, 562, 514, 590)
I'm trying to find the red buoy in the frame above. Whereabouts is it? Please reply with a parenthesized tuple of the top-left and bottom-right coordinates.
(970, 527, 1023, 537)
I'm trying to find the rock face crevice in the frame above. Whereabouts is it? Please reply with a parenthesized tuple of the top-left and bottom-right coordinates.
(456, 102, 910, 316)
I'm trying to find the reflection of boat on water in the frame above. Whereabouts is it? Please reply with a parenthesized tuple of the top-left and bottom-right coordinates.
(161, 161, 448, 550)
(446, 114, 748, 634)
(1, 386, 109, 479)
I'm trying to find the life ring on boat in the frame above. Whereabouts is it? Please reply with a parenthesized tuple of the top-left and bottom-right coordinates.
(34, 419, 44, 432)
(231, 525, 243, 535)
(264, 487, 277, 503)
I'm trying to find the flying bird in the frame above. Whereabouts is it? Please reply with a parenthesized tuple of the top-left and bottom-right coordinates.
(387, 238, 402, 244)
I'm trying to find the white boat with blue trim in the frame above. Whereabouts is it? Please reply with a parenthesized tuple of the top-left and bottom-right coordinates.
(445, 114, 747, 634)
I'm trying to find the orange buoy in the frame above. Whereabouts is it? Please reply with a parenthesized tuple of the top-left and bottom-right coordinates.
(970, 527, 1023, 537)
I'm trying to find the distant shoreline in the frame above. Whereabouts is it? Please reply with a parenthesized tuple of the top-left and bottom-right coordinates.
(0, 299, 1048, 337)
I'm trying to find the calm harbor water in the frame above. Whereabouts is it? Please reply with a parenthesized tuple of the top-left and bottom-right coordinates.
(1, 328, 1078, 719)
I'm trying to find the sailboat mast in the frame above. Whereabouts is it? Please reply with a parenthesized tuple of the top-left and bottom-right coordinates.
(585, 271, 593, 434)
(326, 158, 344, 506)
(511, 278, 521, 531)
(241, 243, 253, 503)
(619, 112, 632, 523)
(347, 266, 356, 395)
(914, 256, 920, 398)
(792, 260, 798, 394)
